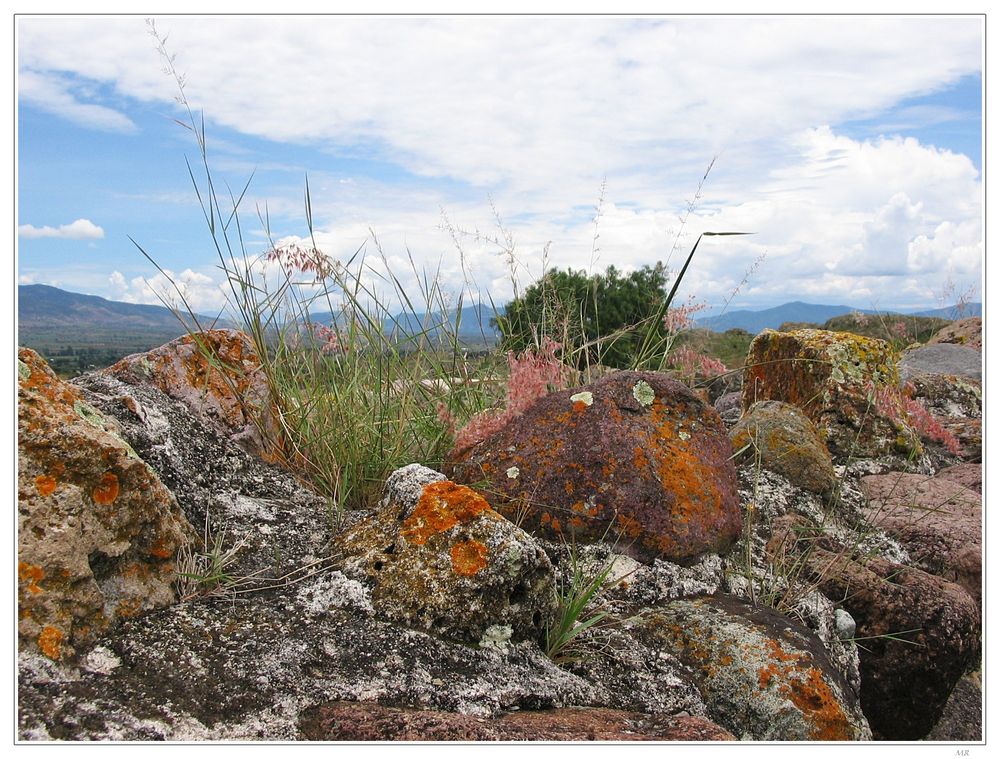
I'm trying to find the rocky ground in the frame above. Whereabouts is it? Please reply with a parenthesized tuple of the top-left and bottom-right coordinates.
(17, 321, 983, 742)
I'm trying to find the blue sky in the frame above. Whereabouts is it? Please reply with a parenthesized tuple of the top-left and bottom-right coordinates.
(17, 15, 984, 316)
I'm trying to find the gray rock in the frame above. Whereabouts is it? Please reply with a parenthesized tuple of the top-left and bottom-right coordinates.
(834, 609, 856, 641)
(900, 343, 981, 382)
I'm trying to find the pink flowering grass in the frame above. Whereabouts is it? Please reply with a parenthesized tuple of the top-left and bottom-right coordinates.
(872, 382, 962, 455)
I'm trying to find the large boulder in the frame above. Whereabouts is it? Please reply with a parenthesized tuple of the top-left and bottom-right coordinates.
(633, 595, 871, 741)
(860, 472, 981, 605)
(900, 343, 981, 382)
(730, 400, 836, 495)
(17, 348, 193, 661)
(742, 329, 913, 458)
(102, 329, 281, 462)
(336, 465, 557, 645)
(769, 518, 981, 739)
(449, 371, 741, 565)
(926, 317, 982, 351)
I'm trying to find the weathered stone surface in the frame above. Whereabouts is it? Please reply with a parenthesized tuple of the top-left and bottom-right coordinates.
(713, 391, 742, 425)
(71, 370, 332, 585)
(769, 520, 981, 740)
(298, 702, 736, 741)
(17, 348, 194, 662)
(900, 343, 981, 382)
(18, 572, 601, 740)
(742, 329, 913, 458)
(903, 373, 981, 462)
(102, 329, 280, 461)
(337, 464, 557, 645)
(449, 371, 741, 565)
(730, 400, 836, 495)
(926, 670, 982, 741)
(633, 595, 871, 741)
(926, 317, 982, 351)
(860, 472, 981, 605)
(935, 462, 982, 494)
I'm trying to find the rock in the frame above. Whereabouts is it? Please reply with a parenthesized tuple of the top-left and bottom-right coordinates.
(730, 400, 836, 495)
(336, 465, 557, 645)
(925, 317, 982, 351)
(633, 595, 871, 741)
(17, 348, 193, 662)
(714, 391, 742, 425)
(903, 373, 981, 462)
(926, 670, 982, 741)
(298, 702, 736, 740)
(102, 329, 281, 462)
(742, 329, 912, 459)
(770, 525, 982, 740)
(935, 462, 982, 494)
(900, 343, 981, 382)
(449, 371, 741, 565)
(859, 472, 981, 605)
(18, 571, 601, 740)
(71, 370, 332, 585)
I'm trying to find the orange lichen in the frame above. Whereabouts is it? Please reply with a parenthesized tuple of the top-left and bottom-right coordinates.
(572, 400, 589, 413)
(19, 562, 45, 594)
(115, 598, 142, 618)
(38, 625, 64, 660)
(450, 539, 489, 576)
(34, 474, 57, 497)
(148, 536, 175, 559)
(92, 472, 120, 505)
(402, 481, 493, 545)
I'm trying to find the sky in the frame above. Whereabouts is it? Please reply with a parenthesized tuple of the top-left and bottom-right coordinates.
(16, 14, 985, 318)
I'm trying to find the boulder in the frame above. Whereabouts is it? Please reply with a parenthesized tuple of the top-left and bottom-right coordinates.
(903, 373, 981, 461)
(900, 343, 981, 382)
(730, 400, 836, 495)
(449, 371, 741, 565)
(860, 472, 981, 605)
(935, 462, 982, 494)
(17, 348, 193, 661)
(769, 519, 981, 740)
(742, 329, 914, 459)
(298, 702, 736, 740)
(713, 391, 742, 425)
(926, 671, 982, 741)
(634, 595, 871, 740)
(336, 465, 557, 644)
(926, 317, 982, 351)
(102, 329, 281, 462)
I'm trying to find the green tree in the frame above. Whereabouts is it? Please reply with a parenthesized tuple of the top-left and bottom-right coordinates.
(495, 263, 672, 369)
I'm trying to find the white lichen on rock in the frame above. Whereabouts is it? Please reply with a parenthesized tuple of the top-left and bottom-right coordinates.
(632, 380, 655, 407)
(478, 624, 513, 651)
(506, 466, 520, 479)
(570, 391, 594, 407)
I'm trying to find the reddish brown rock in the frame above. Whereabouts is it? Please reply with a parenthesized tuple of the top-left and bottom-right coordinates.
(730, 400, 836, 495)
(860, 472, 981, 604)
(448, 371, 741, 565)
(935, 462, 982, 494)
(768, 517, 980, 740)
(742, 329, 914, 458)
(926, 317, 982, 351)
(17, 348, 193, 661)
(634, 595, 871, 741)
(298, 702, 735, 741)
(103, 329, 280, 462)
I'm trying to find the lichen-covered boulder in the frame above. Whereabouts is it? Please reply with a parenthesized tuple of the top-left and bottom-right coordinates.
(926, 317, 982, 351)
(730, 400, 836, 495)
(713, 391, 742, 425)
(904, 373, 981, 461)
(336, 464, 556, 644)
(633, 595, 871, 741)
(103, 329, 280, 462)
(860, 472, 981, 605)
(742, 328, 913, 458)
(900, 343, 981, 382)
(768, 518, 981, 739)
(17, 348, 193, 662)
(449, 371, 741, 565)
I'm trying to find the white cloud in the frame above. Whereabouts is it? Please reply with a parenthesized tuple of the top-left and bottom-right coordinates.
(109, 268, 229, 314)
(16, 17, 983, 312)
(18, 69, 137, 133)
(18, 218, 105, 240)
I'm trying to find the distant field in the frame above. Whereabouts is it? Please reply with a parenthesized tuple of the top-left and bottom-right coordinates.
(19, 326, 188, 378)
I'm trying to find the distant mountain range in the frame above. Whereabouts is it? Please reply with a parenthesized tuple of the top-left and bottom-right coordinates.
(694, 300, 982, 334)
